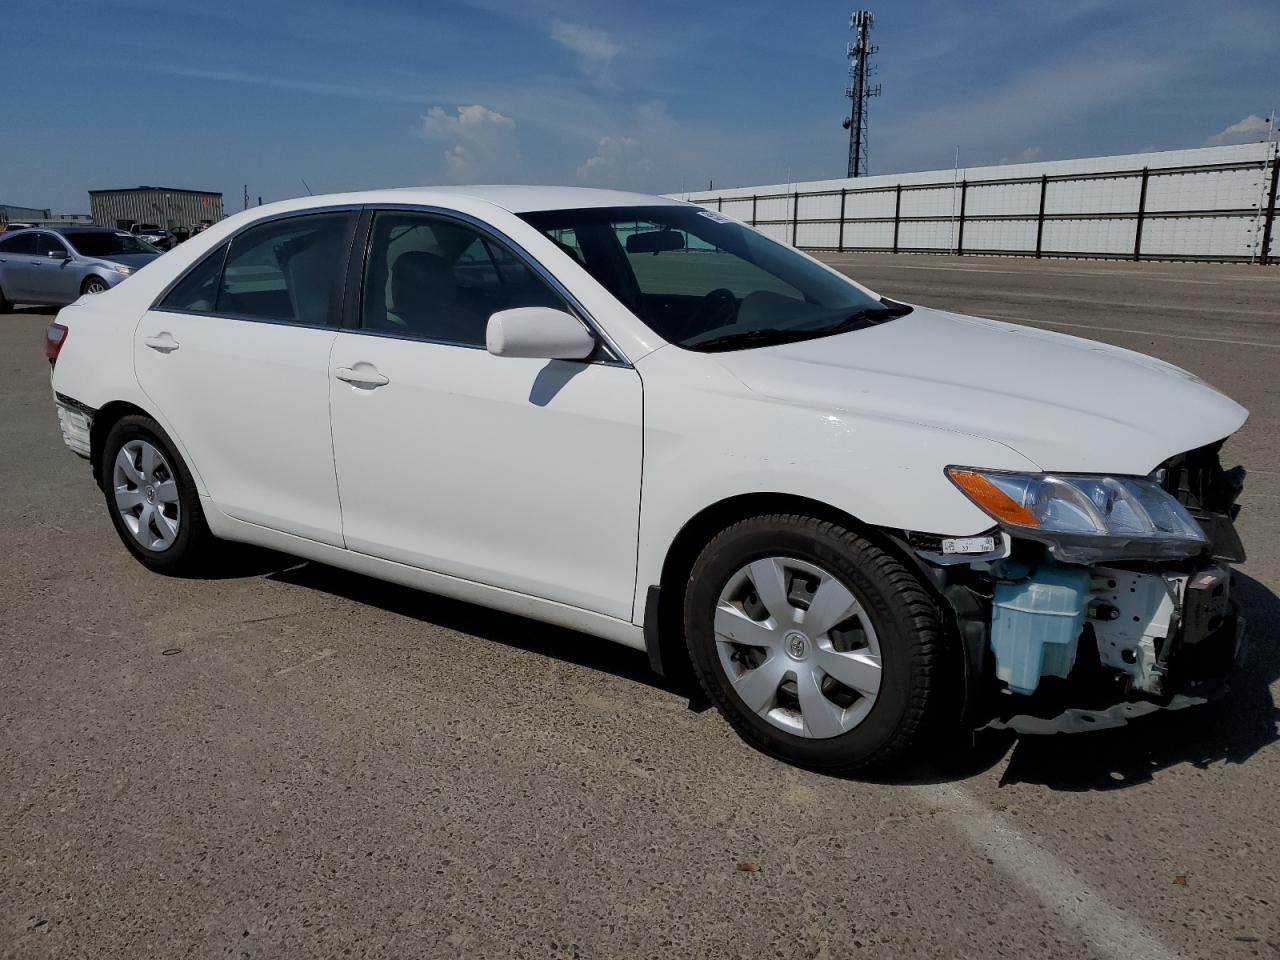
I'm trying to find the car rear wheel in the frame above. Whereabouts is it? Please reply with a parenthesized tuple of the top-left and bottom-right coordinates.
(0, 283, 12, 312)
(683, 514, 946, 773)
(82, 277, 108, 295)
(99, 415, 218, 575)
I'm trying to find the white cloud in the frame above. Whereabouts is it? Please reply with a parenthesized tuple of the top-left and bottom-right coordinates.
(419, 104, 520, 182)
(998, 146, 1044, 164)
(576, 137, 653, 189)
(551, 21, 620, 80)
(1204, 114, 1272, 147)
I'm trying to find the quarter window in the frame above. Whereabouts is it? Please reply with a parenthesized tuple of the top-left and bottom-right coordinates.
(361, 211, 565, 346)
(216, 213, 351, 325)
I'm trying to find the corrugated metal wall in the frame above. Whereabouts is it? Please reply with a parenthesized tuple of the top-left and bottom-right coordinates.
(0, 203, 52, 224)
(89, 189, 225, 231)
(681, 143, 1280, 263)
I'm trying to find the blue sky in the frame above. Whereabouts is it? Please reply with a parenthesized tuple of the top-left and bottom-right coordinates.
(6, 0, 1278, 214)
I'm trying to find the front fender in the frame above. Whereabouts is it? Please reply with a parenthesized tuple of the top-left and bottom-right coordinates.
(631, 346, 1037, 621)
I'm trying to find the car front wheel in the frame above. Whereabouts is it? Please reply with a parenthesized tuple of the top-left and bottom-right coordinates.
(99, 415, 218, 575)
(683, 514, 946, 773)
(83, 277, 109, 295)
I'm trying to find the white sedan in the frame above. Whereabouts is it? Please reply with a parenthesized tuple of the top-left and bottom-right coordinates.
(47, 186, 1249, 771)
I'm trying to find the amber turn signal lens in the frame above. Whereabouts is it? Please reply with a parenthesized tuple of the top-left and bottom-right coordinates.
(947, 469, 1040, 527)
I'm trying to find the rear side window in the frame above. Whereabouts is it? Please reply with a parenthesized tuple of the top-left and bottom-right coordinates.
(217, 213, 351, 326)
(160, 244, 227, 312)
(0, 233, 37, 255)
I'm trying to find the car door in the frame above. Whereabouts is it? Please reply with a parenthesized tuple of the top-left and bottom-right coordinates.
(136, 209, 358, 546)
(328, 208, 644, 620)
(0, 231, 39, 300)
(33, 233, 80, 304)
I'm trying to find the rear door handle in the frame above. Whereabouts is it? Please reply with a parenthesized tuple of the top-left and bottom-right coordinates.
(143, 333, 180, 353)
(335, 365, 389, 388)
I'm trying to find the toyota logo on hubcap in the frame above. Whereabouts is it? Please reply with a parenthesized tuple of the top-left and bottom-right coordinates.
(784, 631, 809, 660)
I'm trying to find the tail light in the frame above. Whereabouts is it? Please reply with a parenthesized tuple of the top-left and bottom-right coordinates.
(46, 322, 69, 363)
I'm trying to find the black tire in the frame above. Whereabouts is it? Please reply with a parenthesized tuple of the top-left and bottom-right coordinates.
(82, 276, 108, 295)
(99, 414, 218, 575)
(683, 514, 946, 773)
(0, 283, 12, 312)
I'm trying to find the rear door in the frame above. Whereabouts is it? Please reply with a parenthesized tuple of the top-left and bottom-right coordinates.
(136, 209, 358, 545)
(0, 232, 38, 300)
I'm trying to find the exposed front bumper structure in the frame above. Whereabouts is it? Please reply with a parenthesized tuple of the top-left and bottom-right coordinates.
(910, 441, 1249, 734)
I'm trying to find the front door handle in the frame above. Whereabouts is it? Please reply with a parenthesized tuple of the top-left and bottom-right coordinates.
(335, 365, 389, 389)
(143, 333, 180, 353)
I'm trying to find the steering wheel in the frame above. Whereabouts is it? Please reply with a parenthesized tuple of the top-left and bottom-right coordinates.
(689, 287, 738, 334)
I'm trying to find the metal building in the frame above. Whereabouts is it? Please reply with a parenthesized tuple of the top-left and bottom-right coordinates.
(89, 186, 224, 232)
(1, 202, 52, 227)
(681, 142, 1280, 264)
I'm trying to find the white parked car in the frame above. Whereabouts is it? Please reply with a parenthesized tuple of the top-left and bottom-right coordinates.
(47, 187, 1249, 771)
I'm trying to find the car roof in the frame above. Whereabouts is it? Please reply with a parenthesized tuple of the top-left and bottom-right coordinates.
(270, 185, 687, 215)
(396, 185, 686, 213)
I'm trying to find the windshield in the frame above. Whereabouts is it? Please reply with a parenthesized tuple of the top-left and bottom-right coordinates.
(520, 205, 909, 351)
(66, 231, 159, 257)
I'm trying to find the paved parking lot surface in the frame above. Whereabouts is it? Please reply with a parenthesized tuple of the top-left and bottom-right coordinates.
(2, 256, 1278, 959)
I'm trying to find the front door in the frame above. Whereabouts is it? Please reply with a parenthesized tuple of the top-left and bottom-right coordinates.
(135, 210, 357, 546)
(34, 233, 81, 304)
(328, 209, 643, 619)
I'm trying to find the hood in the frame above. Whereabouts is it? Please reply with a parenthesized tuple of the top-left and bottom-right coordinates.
(713, 305, 1248, 474)
(95, 253, 160, 269)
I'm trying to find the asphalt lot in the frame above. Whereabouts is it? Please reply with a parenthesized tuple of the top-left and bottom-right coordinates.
(2, 255, 1278, 959)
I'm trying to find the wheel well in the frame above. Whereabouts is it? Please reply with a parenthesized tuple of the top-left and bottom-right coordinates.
(652, 493, 969, 721)
(89, 400, 153, 484)
(652, 493, 907, 682)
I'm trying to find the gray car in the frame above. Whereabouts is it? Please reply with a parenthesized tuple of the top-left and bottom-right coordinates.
(0, 227, 161, 310)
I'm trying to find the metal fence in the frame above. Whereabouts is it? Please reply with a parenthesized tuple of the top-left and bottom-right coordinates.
(682, 143, 1280, 264)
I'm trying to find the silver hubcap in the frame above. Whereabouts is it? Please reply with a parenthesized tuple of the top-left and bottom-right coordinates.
(86, 281, 106, 293)
(714, 556, 882, 739)
(112, 439, 180, 551)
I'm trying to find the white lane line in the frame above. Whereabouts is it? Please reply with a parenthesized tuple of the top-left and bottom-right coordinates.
(982, 312, 1280, 350)
(919, 784, 1182, 960)
(819, 258, 1280, 285)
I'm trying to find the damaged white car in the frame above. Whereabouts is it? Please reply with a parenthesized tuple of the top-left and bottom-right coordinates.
(47, 187, 1248, 772)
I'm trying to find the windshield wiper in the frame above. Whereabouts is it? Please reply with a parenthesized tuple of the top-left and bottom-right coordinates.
(825, 303, 914, 334)
(689, 303, 914, 353)
(690, 327, 830, 352)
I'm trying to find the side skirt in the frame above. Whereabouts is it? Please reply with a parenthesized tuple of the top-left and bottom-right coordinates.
(203, 498, 647, 652)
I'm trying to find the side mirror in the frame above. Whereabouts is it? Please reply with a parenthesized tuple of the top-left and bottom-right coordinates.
(486, 307, 596, 360)
(48, 249, 70, 261)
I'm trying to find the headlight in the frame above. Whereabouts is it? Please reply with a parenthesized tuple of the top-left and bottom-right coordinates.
(946, 467, 1207, 562)
(111, 264, 133, 275)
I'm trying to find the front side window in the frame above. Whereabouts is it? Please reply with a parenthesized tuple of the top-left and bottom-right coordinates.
(36, 233, 69, 257)
(521, 205, 909, 351)
(361, 211, 565, 346)
(217, 212, 351, 326)
(65, 231, 158, 257)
